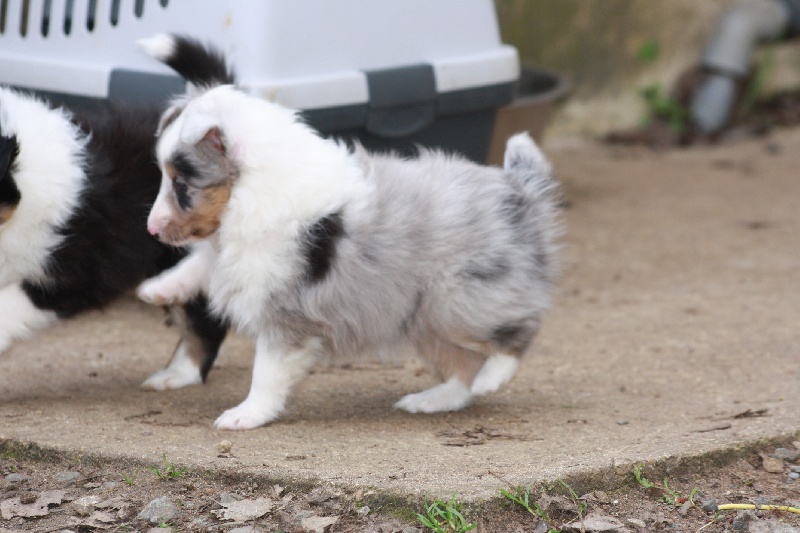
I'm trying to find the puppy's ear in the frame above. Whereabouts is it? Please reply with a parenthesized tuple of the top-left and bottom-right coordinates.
(157, 103, 185, 137)
(198, 127, 225, 154)
(193, 126, 238, 185)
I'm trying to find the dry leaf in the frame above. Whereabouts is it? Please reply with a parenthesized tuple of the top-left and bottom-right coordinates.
(211, 497, 273, 522)
(0, 490, 65, 519)
(80, 510, 118, 529)
(300, 514, 339, 533)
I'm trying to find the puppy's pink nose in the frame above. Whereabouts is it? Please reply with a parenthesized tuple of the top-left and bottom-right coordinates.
(147, 222, 161, 237)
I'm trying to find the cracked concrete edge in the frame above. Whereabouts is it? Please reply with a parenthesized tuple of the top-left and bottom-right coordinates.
(3, 430, 798, 517)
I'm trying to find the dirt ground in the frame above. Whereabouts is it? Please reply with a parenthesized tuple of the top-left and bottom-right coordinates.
(2, 126, 800, 532)
(1, 438, 800, 532)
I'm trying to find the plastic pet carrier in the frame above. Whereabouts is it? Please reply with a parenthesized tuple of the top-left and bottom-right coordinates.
(0, 0, 519, 162)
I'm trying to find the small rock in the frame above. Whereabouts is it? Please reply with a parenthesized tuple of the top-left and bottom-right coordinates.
(771, 448, 800, 462)
(83, 510, 117, 527)
(791, 465, 800, 473)
(137, 496, 178, 524)
(732, 510, 754, 531)
(18, 492, 37, 505)
(186, 516, 216, 530)
(616, 420, 629, 426)
(754, 496, 771, 507)
(700, 498, 719, 513)
(566, 512, 624, 531)
(4, 473, 31, 483)
(53, 471, 80, 483)
(218, 440, 233, 454)
(300, 514, 339, 533)
(539, 494, 579, 514)
(356, 505, 370, 516)
(116, 503, 137, 521)
(580, 490, 611, 504)
(678, 500, 692, 516)
(533, 522, 550, 533)
(147, 528, 171, 533)
(218, 492, 241, 505)
(95, 497, 125, 510)
(789, 472, 800, 480)
(762, 456, 785, 473)
(792, 441, 800, 450)
(72, 495, 102, 516)
(626, 518, 647, 528)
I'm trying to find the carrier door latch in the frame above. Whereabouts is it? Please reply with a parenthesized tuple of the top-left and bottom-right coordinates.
(365, 64, 436, 138)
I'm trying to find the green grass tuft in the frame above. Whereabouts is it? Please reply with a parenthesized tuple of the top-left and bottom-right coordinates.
(417, 493, 476, 533)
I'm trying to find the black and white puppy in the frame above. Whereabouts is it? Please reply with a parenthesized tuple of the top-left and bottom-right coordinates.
(139, 45, 560, 430)
(0, 36, 233, 390)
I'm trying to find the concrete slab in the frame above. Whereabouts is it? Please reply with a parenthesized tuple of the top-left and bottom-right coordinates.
(2, 129, 799, 501)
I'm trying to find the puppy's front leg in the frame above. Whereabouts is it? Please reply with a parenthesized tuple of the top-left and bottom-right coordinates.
(0, 283, 57, 354)
(137, 243, 214, 305)
(214, 334, 320, 430)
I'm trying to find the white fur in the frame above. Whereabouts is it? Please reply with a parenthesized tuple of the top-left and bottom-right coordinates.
(136, 33, 175, 62)
(394, 377, 473, 413)
(214, 335, 320, 430)
(0, 283, 57, 353)
(146, 165, 178, 238)
(141, 340, 203, 390)
(470, 354, 519, 395)
(0, 87, 87, 287)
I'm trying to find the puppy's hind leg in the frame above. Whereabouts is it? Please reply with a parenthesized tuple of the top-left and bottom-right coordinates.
(470, 320, 537, 396)
(394, 342, 485, 414)
(394, 377, 473, 414)
(141, 295, 228, 390)
(470, 354, 519, 395)
(214, 334, 320, 430)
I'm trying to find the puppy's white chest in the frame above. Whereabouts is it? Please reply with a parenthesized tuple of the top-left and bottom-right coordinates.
(208, 236, 299, 335)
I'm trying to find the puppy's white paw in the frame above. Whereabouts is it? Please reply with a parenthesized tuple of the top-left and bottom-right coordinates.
(214, 401, 282, 430)
(136, 277, 191, 306)
(470, 354, 519, 395)
(394, 378, 472, 413)
(141, 367, 202, 391)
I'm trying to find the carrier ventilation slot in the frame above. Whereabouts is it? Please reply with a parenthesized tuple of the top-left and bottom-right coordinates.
(0, 0, 9, 35)
(1, 0, 169, 37)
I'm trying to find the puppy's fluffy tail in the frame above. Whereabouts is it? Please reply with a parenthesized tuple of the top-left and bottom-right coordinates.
(138, 33, 234, 87)
(503, 132, 558, 199)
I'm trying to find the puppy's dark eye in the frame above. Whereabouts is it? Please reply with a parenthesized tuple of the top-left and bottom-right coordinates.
(173, 178, 192, 210)
(0, 135, 21, 207)
(1, 135, 19, 180)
